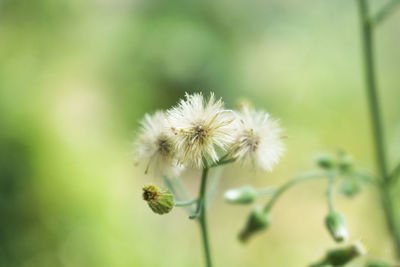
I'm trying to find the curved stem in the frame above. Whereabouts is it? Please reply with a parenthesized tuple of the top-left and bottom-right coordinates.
(263, 171, 326, 213)
(176, 199, 198, 207)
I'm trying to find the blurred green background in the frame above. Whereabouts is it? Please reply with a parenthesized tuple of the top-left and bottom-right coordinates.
(0, 0, 400, 266)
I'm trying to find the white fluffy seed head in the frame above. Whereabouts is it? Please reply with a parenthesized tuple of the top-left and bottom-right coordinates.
(231, 104, 285, 172)
(133, 111, 183, 177)
(167, 92, 235, 168)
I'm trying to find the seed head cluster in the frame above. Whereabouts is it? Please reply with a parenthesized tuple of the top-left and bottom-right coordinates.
(133, 92, 285, 176)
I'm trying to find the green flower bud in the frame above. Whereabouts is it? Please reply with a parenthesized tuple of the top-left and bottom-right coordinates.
(325, 211, 349, 242)
(338, 153, 353, 172)
(316, 154, 336, 170)
(142, 184, 175, 215)
(340, 178, 362, 197)
(365, 259, 394, 267)
(238, 206, 270, 243)
(224, 185, 257, 204)
(310, 241, 366, 267)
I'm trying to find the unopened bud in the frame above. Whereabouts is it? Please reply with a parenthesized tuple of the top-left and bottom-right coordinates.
(316, 154, 336, 170)
(142, 184, 175, 215)
(238, 206, 270, 242)
(325, 211, 349, 242)
(340, 179, 362, 197)
(224, 185, 257, 204)
(338, 153, 353, 172)
(311, 241, 366, 267)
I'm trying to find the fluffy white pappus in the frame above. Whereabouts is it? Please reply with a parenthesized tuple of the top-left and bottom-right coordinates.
(231, 105, 285, 172)
(167, 92, 235, 168)
(133, 111, 183, 177)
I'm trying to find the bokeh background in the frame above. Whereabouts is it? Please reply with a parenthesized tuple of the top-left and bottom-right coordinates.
(1, 0, 400, 266)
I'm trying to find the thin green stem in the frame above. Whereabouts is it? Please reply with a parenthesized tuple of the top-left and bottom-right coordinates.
(351, 170, 379, 185)
(357, 0, 400, 258)
(389, 163, 400, 184)
(176, 199, 198, 207)
(373, 0, 400, 26)
(205, 167, 224, 207)
(210, 157, 236, 168)
(198, 165, 212, 267)
(256, 187, 276, 197)
(358, 0, 389, 183)
(327, 173, 335, 213)
(263, 171, 326, 213)
(163, 176, 195, 214)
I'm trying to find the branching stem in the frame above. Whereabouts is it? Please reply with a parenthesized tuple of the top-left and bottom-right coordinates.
(357, 0, 400, 258)
(263, 171, 326, 213)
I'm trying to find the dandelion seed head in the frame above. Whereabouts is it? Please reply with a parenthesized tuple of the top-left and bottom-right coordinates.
(232, 104, 285, 172)
(167, 92, 235, 168)
(134, 111, 182, 177)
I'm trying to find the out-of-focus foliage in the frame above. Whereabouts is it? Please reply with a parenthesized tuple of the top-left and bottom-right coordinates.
(0, 0, 399, 266)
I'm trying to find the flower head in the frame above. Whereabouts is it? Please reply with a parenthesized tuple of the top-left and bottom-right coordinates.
(134, 111, 182, 177)
(142, 184, 175, 215)
(231, 104, 285, 171)
(167, 92, 235, 168)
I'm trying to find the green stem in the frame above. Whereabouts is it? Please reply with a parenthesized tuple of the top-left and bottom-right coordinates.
(210, 157, 236, 168)
(327, 173, 335, 213)
(358, 0, 389, 182)
(373, 0, 400, 26)
(389, 163, 400, 184)
(256, 187, 276, 197)
(198, 165, 212, 267)
(176, 199, 198, 207)
(163, 176, 194, 214)
(263, 171, 326, 213)
(357, 0, 400, 258)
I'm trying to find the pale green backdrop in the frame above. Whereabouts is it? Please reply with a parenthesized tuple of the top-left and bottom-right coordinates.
(0, 0, 399, 266)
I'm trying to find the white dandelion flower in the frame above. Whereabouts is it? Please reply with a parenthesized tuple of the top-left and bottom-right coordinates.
(134, 111, 183, 177)
(231, 104, 285, 172)
(167, 92, 235, 168)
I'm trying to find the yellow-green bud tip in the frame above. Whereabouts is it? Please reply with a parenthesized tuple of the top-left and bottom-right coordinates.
(143, 184, 161, 202)
(142, 184, 175, 215)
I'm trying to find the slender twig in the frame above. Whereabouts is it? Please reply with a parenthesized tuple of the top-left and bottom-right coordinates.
(163, 176, 180, 198)
(256, 187, 276, 197)
(189, 203, 202, 219)
(373, 0, 400, 26)
(263, 171, 326, 213)
(163, 176, 195, 214)
(197, 164, 212, 267)
(357, 0, 400, 258)
(210, 157, 236, 168)
(351, 170, 379, 185)
(389, 163, 400, 183)
(327, 173, 335, 213)
(205, 167, 224, 207)
(173, 177, 191, 201)
(176, 199, 198, 207)
(358, 0, 389, 183)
